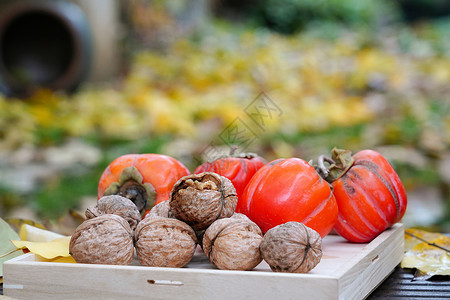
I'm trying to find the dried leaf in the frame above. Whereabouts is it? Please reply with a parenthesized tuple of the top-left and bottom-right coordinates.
(401, 228, 450, 278)
(11, 236, 72, 259)
(36, 256, 76, 264)
(44, 209, 86, 236)
(19, 224, 65, 242)
(0, 218, 22, 277)
(5, 218, 46, 233)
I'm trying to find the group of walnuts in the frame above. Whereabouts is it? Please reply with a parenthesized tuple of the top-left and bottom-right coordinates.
(69, 172, 323, 273)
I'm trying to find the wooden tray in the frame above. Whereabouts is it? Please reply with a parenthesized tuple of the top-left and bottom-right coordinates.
(3, 223, 404, 300)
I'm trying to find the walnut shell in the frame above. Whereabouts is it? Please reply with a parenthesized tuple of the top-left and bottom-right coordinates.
(260, 222, 322, 273)
(145, 200, 172, 219)
(85, 195, 141, 231)
(230, 212, 251, 221)
(69, 214, 134, 265)
(203, 217, 263, 271)
(195, 214, 250, 248)
(135, 217, 197, 268)
(169, 172, 237, 231)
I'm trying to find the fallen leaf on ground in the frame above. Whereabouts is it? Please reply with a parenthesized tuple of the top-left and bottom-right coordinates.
(6, 218, 46, 233)
(401, 228, 450, 279)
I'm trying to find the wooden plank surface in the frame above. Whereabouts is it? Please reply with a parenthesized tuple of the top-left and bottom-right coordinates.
(3, 224, 404, 300)
(337, 223, 405, 299)
(3, 265, 450, 299)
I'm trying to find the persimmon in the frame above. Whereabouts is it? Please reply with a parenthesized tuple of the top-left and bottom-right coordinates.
(194, 152, 266, 211)
(97, 154, 190, 214)
(317, 148, 407, 243)
(240, 158, 338, 238)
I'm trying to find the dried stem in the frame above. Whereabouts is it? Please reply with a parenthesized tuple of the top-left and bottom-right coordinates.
(229, 145, 239, 156)
(316, 155, 336, 179)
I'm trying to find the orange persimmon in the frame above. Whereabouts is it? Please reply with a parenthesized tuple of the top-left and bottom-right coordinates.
(317, 148, 407, 243)
(97, 154, 190, 214)
(240, 158, 338, 238)
(194, 152, 266, 210)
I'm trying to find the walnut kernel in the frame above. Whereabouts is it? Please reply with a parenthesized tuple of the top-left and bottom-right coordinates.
(169, 172, 237, 231)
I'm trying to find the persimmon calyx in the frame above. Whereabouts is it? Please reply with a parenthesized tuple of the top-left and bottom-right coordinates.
(103, 166, 156, 214)
(316, 148, 354, 183)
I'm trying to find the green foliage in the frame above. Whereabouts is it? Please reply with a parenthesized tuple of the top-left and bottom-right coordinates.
(255, 0, 400, 34)
(31, 169, 101, 220)
(274, 123, 367, 156)
(397, 0, 450, 21)
(394, 163, 440, 188)
(0, 186, 24, 217)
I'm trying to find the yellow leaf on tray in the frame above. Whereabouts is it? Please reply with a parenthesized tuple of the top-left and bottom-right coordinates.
(19, 224, 65, 242)
(401, 228, 450, 278)
(11, 236, 73, 260)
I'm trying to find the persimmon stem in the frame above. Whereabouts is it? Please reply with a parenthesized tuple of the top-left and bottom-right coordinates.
(317, 155, 335, 179)
(229, 145, 239, 156)
(405, 231, 450, 253)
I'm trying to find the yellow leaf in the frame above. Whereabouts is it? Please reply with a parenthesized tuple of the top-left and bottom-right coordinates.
(5, 218, 46, 233)
(401, 228, 450, 277)
(404, 228, 442, 250)
(51, 256, 76, 263)
(19, 224, 65, 242)
(36, 255, 76, 264)
(11, 236, 72, 259)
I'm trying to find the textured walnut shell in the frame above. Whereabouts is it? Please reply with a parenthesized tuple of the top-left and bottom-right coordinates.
(194, 214, 249, 247)
(135, 217, 197, 268)
(260, 222, 322, 273)
(86, 195, 141, 231)
(203, 217, 263, 271)
(69, 214, 134, 265)
(230, 212, 251, 221)
(145, 200, 173, 219)
(169, 172, 237, 231)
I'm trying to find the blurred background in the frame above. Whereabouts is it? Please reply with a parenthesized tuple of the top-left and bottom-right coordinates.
(0, 0, 449, 234)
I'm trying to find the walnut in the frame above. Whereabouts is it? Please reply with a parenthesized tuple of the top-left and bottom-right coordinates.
(203, 217, 263, 271)
(145, 200, 172, 219)
(85, 195, 141, 231)
(69, 214, 134, 265)
(134, 217, 197, 268)
(196, 211, 250, 248)
(230, 212, 251, 220)
(259, 222, 322, 273)
(169, 172, 237, 231)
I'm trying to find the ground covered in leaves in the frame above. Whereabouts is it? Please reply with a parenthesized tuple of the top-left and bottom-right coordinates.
(0, 21, 449, 233)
